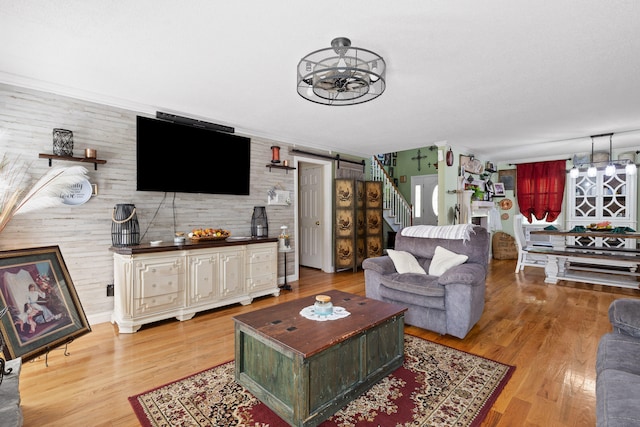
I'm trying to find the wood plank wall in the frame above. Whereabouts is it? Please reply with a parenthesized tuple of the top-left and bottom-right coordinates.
(0, 83, 297, 324)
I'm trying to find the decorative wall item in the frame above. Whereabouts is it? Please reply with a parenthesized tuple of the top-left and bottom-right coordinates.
(498, 169, 516, 192)
(52, 128, 74, 156)
(500, 198, 513, 210)
(267, 189, 291, 206)
(493, 182, 506, 197)
(412, 149, 428, 171)
(461, 156, 484, 174)
(61, 179, 93, 206)
(0, 246, 91, 361)
(446, 148, 454, 166)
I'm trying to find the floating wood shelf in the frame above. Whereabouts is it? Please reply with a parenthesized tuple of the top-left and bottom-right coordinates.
(39, 153, 107, 170)
(266, 164, 296, 174)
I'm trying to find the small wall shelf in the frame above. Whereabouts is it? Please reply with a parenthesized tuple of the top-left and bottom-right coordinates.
(39, 153, 107, 170)
(266, 164, 296, 174)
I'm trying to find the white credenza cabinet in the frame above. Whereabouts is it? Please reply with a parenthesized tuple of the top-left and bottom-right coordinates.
(111, 239, 279, 333)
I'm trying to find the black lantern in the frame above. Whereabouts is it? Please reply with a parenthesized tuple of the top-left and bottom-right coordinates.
(111, 204, 140, 246)
(251, 206, 268, 237)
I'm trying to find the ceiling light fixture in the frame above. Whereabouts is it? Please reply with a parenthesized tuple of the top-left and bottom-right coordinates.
(297, 37, 386, 106)
(626, 160, 637, 176)
(569, 164, 580, 179)
(604, 134, 616, 176)
(587, 136, 598, 178)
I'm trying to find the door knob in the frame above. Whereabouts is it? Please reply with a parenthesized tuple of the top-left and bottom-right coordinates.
(316, 221, 320, 226)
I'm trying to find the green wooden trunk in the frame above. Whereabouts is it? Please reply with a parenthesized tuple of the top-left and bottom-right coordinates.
(235, 314, 405, 427)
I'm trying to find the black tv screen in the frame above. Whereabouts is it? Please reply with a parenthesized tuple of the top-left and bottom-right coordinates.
(136, 116, 251, 195)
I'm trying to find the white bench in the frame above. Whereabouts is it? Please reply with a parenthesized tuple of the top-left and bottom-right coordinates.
(528, 247, 640, 289)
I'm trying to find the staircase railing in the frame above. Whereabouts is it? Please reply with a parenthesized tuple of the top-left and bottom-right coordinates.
(370, 156, 412, 230)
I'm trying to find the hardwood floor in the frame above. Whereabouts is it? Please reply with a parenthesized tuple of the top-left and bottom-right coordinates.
(18, 259, 640, 426)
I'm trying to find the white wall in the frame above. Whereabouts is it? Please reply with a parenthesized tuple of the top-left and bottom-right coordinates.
(0, 83, 297, 325)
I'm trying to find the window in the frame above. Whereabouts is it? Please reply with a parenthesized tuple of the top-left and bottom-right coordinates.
(432, 184, 438, 217)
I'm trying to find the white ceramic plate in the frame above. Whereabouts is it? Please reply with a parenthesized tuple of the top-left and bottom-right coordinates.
(226, 236, 251, 241)
(62, 178, 92, 205)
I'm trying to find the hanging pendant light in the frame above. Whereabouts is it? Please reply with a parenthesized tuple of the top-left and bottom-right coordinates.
(587, 136, 598, 177)
(604, 134, 616, 176)
(626, 160, 637, 175)
(569, 165, 580, 179)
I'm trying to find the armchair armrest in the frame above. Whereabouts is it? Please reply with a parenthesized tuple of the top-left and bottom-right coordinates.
(437, 263, 485, 286)
(362, 256, 396, 275)
(609, 299, 640, 338)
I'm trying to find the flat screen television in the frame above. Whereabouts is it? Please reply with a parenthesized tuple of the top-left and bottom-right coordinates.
(136, 116, 251, 195)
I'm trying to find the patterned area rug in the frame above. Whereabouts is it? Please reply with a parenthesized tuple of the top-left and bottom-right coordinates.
(129, 334, 514, 427)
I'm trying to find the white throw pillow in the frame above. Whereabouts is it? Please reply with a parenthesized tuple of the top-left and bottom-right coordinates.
(387, 249, 426, 274)
(428, 246, 469, 277)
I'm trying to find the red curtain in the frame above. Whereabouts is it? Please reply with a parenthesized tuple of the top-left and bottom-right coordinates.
(516, 160, 566, 222)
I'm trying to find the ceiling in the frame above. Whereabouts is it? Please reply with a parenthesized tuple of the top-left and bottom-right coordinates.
(1, 1, 640, 162)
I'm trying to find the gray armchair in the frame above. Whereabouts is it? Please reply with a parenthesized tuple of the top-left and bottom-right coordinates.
(362, 225, 490, 339)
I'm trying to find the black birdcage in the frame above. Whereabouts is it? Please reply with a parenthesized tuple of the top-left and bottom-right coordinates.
(111, 204, 140, 247)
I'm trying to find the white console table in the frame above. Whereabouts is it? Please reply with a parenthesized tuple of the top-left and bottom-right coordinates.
(110, 238, 279, 333)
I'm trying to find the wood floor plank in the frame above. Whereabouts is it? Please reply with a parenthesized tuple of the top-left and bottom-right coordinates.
(17, 259, 640, 426)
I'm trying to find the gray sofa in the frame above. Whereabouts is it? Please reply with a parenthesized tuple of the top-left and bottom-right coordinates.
(0, 357, 23, 426)
(596, 298, 640, 426)
(362, 225, 489, 339)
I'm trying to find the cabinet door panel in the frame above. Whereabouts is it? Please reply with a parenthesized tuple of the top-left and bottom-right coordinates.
(220, 249, 245, 297)
(188, 253, 219, 305)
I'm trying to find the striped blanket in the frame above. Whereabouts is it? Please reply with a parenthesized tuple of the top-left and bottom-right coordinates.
(400, 224, 476, 241)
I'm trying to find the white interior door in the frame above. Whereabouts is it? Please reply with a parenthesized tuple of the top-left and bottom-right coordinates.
(299, 163, 324, 269)
(411, 175, 438, 225)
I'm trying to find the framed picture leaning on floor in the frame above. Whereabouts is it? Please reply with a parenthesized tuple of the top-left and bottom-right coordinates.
(0, 246, 91, 361)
